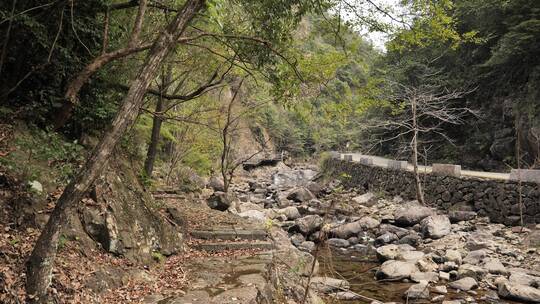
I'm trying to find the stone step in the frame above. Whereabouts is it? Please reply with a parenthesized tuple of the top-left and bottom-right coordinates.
(194, 241, 273, 252)
(191, 229, 267, 241)
(152, 193, 185, 199)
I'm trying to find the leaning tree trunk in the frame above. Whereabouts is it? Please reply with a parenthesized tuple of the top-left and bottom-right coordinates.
(411, 97, 425, 204)
(25, 1, 205, 302)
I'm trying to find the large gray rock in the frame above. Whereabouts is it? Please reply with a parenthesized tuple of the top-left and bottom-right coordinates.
(79, 158, 184, 264)
(352, 192, 377, 206)
(484, 258, 509, 275)
(327, 238, 350, 248)
(310, 277, 350, 293)
(411, 272, 439, 283)
(397, 251, 425, 263)
(444, 249, 462, 265)
(509, 271, 540, 287)
(277, 206, 301, 220)
(395, 203, 435, 226)
(404, 281, 430, 299)
(287, 187, 315, 202)
(298, 241, 315, 252)
(448, 210, 477, 223)
(207, 191, 232, 211)
(463, 250, 487, 265)
(498, 282, 540, 303)
(458, 264, 487, 280)
(421, 215, 451, 239)
(296, 215, 324, 235)
(208, 175, 225, 191)
(238, 210, 267, 221)
(466, 231, 492, 250)
(237, 202, 264, 213)
(376, 244, 415, 262)
(330, 291, 361, 300)
(376, 260, 418, 280)
(358, 216, 381, 229)
(331, 221, 363, 239)
(449, 277, 478, 291)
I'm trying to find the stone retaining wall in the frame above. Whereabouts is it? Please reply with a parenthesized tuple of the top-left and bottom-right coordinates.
(322, 158, 540, 225)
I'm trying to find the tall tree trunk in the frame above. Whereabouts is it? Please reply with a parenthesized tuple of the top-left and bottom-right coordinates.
(143, 66, 172, 177)
(411, 97, 425, 204)
(25, 1, 205, 302)
(144, 96, 164, 177)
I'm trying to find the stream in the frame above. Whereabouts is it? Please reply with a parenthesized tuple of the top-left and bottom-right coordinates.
(230, 164, 540, 304)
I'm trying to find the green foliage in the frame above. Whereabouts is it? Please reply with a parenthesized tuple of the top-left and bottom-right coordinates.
(151, 251, 166, 263)
(0, 124, 84, 184)
(0, 0, 111, 134)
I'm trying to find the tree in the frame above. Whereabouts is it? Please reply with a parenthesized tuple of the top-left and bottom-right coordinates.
(25, 1, 206, 301)
(368, 67, 476, 204)
(214, 78, 269, 192)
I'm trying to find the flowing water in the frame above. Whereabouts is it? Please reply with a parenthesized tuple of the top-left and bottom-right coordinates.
(319, 249, 412, 303)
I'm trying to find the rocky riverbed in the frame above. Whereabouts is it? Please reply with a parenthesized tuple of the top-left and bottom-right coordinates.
(209, 162, 540, 303)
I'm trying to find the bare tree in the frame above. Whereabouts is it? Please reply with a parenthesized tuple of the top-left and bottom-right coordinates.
(368, 78, 477, 204)
(213, 79, 270, 192)
(25, 1, 205, 302)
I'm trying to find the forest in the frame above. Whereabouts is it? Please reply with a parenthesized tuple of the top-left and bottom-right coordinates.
(0, 0, 539, 303)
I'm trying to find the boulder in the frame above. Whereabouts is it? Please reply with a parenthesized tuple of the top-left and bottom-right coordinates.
(330, 291, 361, 300)
(352, 192, 377, 206)
(298, 241, 316, 252)
(277, 206, 301, 220)
(394, 202, 435, 226)
(376, 244, 415, 262)
(306, 181, 322, 197)
(79, 158, 184, 264)
(463, 250, 486, 265)
(237, 202, 264, 213)
(483, 258, 509, 275)
(290, 233, 305, 246)
(208, 175, 225, 191)
(398, 233, 422, 247)
(398, 251, 425, 263)
(498, 282, 540, 303)
(433, 285, 447, 294)
(458, 264, 487, 280)
(404, 281, 430, 299)
(378, 224, 410, 238)
(287, 187, 315, 202)
(375, 232, 398, 246)
(466, 231, 492, 250)
(296, 215, 324, 235)
(310, 277, 350, 293)
(416, 256, 439, 273)
(444, 249, 462, 265)
(331, 221, 363, 239)
(327, 238, 350, 248)
(376, 260, 418, 280)
(449, 277, 478, 291)
(411, 272, 439, 283)
(448, 210, 477, 223)
(509, 271, 540, 287)
(238, 210, 267, 221)
(421, 215, 451, 239)
(207, 191, 232, 211)
(358, 216, 381, 229)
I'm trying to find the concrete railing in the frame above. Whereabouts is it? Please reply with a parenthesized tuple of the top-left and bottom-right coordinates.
(324, 153, 540, 225)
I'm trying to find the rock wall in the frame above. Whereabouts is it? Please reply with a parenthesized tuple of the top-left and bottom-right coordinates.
(321, 158, 540, 225)
(73, 156, 184, 264)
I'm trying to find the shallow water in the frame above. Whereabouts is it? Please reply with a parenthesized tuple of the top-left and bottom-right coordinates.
(319, 249, 412, 303)
(319, 249, 515, 304)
